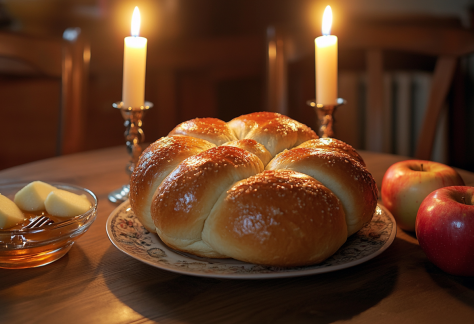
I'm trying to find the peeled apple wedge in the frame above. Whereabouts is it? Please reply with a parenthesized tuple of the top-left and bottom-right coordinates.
(44, 189, 91, 218)
(0, 194, 25, 229)
(14, 181, 57, 211)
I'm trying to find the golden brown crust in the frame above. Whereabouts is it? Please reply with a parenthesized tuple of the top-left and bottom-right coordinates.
(227, 112, 318, 156)
(296, 138, 366, 166)
(221, 139, 273, 166)
(168, 117, 238, 146)
(266, 148, 378, 236)
(202, 170, 347, 267)
(129, 111, 378, 266)
(151, 146, 264, 257)
(130, 135, 215, 232)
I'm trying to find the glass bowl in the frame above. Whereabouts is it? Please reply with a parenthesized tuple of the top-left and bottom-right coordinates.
(0, 182, 98, 269)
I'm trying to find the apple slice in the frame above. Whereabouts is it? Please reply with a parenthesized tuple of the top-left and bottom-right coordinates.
(44, 189, 91, 218)
(0, 194, 25, 229)
(14, 181, 57, 211)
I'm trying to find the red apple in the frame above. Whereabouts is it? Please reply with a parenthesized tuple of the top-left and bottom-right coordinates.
(381, 160, 464, 231)
(416, 186, 474, 276)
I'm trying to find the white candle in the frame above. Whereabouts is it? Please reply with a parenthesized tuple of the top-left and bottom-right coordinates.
(315, 5, 338, 105)
(122, 7, 147, 108)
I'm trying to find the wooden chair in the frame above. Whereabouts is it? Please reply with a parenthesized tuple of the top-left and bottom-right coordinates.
(0, 28, 90, 170)
(144, 35, 265, 135)
(267, 19, 474, 162)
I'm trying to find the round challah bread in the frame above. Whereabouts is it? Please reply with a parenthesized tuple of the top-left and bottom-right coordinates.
(266, 147, 377, 236)
(202, 169, 347, 266)
(169, 117, 238, 146)
(227, 111, 318, 156)
(221, 139, 273, 166)
(152, 145, 264, 258)
(130, 135, 216, 232)
(296, 138, 366, 167)
(130, 112, 378, 267)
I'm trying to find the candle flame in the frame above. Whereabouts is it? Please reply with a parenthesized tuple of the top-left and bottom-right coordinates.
(131, 7, 141, 37)
(322, 5, 332, 36)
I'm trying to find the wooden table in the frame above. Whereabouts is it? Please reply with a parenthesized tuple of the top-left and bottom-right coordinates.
(1, 147, 473, 324)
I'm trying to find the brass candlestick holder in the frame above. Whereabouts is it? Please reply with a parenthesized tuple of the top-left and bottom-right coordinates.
(307, 98, 346, 138)
(108, 101, 153, 203)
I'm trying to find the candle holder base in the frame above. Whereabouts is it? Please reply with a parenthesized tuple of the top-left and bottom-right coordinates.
(108, 184, 130, 204)
(108, 101, 153, 204)
(307, 98, 346, 138)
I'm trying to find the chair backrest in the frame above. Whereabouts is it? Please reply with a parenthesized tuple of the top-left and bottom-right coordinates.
(267, 20, 474, 162)
(143, 35, 265, 134)
(0, 29, 90, 169)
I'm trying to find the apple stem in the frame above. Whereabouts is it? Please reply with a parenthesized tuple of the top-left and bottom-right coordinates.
(421, 163, 424, 171)
(462, 196, 466, 205)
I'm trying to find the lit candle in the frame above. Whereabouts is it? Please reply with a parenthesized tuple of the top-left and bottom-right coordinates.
(122, 7, 147, 108)
(315, 5, 338, 105)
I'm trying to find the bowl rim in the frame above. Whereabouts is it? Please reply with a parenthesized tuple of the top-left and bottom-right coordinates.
(0, 181, 98, 234)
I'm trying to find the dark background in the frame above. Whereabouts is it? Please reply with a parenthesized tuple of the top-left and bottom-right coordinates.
(1, 0, 473, 171)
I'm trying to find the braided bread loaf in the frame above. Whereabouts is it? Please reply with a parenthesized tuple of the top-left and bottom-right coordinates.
(130, 112, 378, 267)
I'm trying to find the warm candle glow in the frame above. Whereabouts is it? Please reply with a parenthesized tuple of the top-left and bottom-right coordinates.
(123, 6, 147, 108)
(315, 5, 338, 105)
(322, 5, 332, 36)
(131, 6, 141, 37)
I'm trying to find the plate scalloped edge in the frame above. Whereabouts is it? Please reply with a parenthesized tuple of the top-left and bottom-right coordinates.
(106, 201, 396, 279)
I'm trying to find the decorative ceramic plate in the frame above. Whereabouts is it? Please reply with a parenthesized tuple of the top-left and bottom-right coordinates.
(106, 201, 396, 279)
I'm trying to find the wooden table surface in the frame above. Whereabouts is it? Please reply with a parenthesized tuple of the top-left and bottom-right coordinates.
(0, 147, 473, 324)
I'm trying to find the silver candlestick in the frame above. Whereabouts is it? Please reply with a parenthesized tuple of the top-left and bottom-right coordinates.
(108, 101, 153, 203)
(307, 98, 346, 138)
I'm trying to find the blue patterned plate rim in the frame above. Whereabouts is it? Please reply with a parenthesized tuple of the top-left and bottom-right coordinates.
(106, 201, 396, 279)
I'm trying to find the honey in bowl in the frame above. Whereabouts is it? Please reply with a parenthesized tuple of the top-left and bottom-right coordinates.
(8, 210, 65, 230)
(0, 182, 98, 269)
